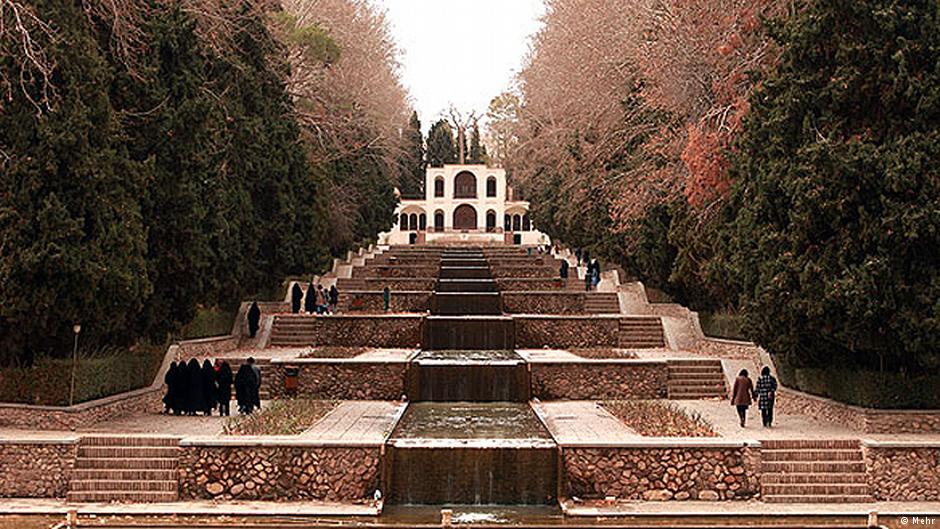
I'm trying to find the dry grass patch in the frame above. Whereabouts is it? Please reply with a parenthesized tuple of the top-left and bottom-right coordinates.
(298, 346, 368, 358)
(223, 399, 337, 435)
(569, 348, 638, 359)
(603, 400, 718, 437)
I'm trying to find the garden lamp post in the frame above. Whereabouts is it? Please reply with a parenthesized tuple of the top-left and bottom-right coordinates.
(69, 323, 81, 407)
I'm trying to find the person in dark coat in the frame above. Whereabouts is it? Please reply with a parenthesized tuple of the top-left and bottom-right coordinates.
(731, 369, 755, 428)
(329, 285, 339, 313)
(248, 357, 262, 410)
(163, 362, 178, 414)
(559, 259, 569, 279)
(591, 259, 601, 287)
(575, 248, 582, 265)
(186, 358, 205, 416)
(201, 359, 216, 416)
(235, 363, 259, 414)
(291, 283, 303, 313)
(755, 366, 778, 427)
(584, 266, 592, 291)
(215, 360, 233, 417)
(304, 282, 317, 314)
(247, 302, 261, 338)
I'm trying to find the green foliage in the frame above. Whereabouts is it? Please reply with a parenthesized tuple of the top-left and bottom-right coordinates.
(398, 111, 426, 198)
(180, 307, 236, 340)
(427, 119, 457, 167)
(223, 399, 337, 435)
(468, 122, 486, 164)
(698, 309, 747, 341)
(721, 0, 940, 374)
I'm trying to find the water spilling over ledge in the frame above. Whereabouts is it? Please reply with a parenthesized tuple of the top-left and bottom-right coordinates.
(406, 350, 530, 402)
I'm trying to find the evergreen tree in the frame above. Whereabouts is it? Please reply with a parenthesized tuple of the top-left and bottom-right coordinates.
(398, 111, 426, 197)
(468, 122, 484, 164)
(723, 0, 940, 373)
(426, 119, 457, 167)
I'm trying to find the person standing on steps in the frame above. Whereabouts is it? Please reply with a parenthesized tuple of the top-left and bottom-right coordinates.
(234, 362, 257, 414)
(755, 366, 778, 427)
(584, 265, 592, 291)
(383, 286, 391, 312)
(329, 284, 339, 313)
(247, 302, 261, 338)
(290, 282, 303, 314)
(575, 248, 582, 266)
(186, 358, 205, 416)
(201, 359, 216, 416)
(215, 359, 233, 417)
(304, 282, 317, 314)
(559, 259, 569, 279)
(248, 357, 262, 410)
(731, 369, 755, 427)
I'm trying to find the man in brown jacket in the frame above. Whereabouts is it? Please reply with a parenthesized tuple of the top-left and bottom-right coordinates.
(731, 369, 755, 427)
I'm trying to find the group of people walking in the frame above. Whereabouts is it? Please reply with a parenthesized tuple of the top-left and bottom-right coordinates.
(731, 366, 779, 428)
(557, 249, 601, 290)
(163, 357, 263, 416)
(292, 282, 339, 314)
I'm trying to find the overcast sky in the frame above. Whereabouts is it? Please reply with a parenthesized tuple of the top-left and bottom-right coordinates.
(375, 0, 545, 131)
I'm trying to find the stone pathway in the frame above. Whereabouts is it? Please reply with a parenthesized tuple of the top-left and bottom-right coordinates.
(300, 400, 405, 444)
(78, 410, 231, 436)
(533, 401, 638, 444)
(0, 498, 380, 516)
(562, 498, 940, 517)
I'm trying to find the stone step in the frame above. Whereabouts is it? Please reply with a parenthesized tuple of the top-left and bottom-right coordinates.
(668, 373, 724, 381)
(763, 494, 873, 504)
(79, 436, 179, 447)
(762, 450, 863, 462)
(78, 446, 179, 459)
(669, 359, 723, 366)
(761, 439, 860, 450)
(72, 469, 177, 481)
(762, 483, 870, 496)
(669, 365, 724, 373)
(761, 461, 866, 474)
(74, 458, 179, 470)
(761, 473, 868, 484)
(67, 490, 178, 503)
(69, 479, 178, 492)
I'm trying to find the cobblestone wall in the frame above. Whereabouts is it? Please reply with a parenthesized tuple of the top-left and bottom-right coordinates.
(179, 444, 380, 501)
(531, 362, 667, 400)
(269, 362, 407, 400)
(515, 316, 620, 348)
(0, 441, 77, 497)
(491, 266, 558, 279)
(563, 445, 760, 501)
(502, 292, 584, 314)
(352, 265, 438, 278)
(776, 388, 940, 433)
(497, 278, 567, 291)
(343, 291, 430, 312)
(0, 388, 163, 430)
(866, 445, 940, 501)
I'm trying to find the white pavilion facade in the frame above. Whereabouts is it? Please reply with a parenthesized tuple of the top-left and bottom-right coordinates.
(379, 164, 548, 245)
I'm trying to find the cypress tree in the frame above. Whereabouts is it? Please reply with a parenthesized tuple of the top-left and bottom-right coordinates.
(398, 111, 426, 197)
(426, 119, 457, 167)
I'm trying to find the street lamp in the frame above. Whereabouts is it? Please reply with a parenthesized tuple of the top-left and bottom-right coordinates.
(69, 324, 81, 407)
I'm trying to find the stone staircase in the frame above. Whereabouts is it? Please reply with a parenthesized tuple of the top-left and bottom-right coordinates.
(565, 278, 585, 291)
(618, 316, 666, 348)
(583, 292, 620, 314)
(667, 359, 726, 399)
(269, 315, 316, 347)
(760, 440, 872, 503)
(68, 436, 179, 503)
(335, 278, 366, 290)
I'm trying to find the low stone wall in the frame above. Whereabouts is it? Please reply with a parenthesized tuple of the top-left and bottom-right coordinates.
(0, 387, 163, 430)
(491, 266, 557, 279)
(776, 388, 940, 433)
(177, 335, 240, 362)
(865, 409, 940, 434)
(179, 442, 381, 501)
(515, 315, 620, 348)
(563, 443, 760, 501)
(502, 292, 584, 314)
(697, 338, 762, 361)
(269, 361, 407, 400)
(865, 442, 940, 501)
(497, 278, 567, 291)
(272, 315, 423, 348)
(350, 278, 437, 291)
(353, 265, 438, 278)
(342, 291, 430, 312)
(531, 361, 667, 400)
(0, 439, 77, 497)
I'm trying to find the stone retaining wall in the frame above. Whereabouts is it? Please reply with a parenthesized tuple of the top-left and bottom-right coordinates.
(343, 291, 430, 312)
(269, 361, 407, 400)
(491, 266, 557, 279)
(277, 315, 423, 348)
(497, 278, 567, 291)
(0, 387, 163, 430)
(0, 440, 77, 497)
(177, 335, 240, 362)
(179, 443, 380, 501)
(502, 292, 584, 314)
(776, 388, 940, 433)
(531, 362, 667, 400)
(353, 278, 437, 291)
(563, 445, 760, 501)
(515, 316, 620, 348)
(352, 265, 438, 278)
(865, 443, 940, 501)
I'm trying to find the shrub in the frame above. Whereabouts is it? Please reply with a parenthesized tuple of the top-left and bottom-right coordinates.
(699, 309, 747, 341)
(603, 400, 717, 437)
(180, 307, 236, 340)
(223, 399, 337, 435)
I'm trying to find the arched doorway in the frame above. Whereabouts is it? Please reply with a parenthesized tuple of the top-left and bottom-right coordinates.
(454, 171, 477, 198)
(512, 214, 521, 232)
(434, 210, 444, 231)
(453, 204, 477, 230)
(409, 213, 418, 231)
(486, 210, 496, 232)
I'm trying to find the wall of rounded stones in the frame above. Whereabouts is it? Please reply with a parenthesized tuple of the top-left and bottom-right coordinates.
(515, 316, 620, 348)
(355, 278, 437, 291)
(491, 266, 558, 279)
(502, 292, 585, 314)
(563, 446, 760, 501)
(865, 444, 940, 501)
(531, 362, 667, 399)
(497, 278, 567, 291)
(179, 445, 380, 501)
(343, 292, 430, 312)
(0, 388, 163, 430)
(353, 265, 438, 278)
(269, 362, 407, 400)
(777, 388, 940, 434)
(0, 441, 76, 497)
(297, 316, 423, 348)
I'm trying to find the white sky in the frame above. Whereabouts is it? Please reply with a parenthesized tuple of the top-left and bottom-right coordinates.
(374, 0, 545, 131)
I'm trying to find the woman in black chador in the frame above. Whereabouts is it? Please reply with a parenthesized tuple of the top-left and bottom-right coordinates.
(247, 302, 261, 338)
(216, 360, 233, 416)
(201, 359, 216, 416)
(163, 362, 179, 414)
(304, 282, 317, 314)
(291, 283, 303, 313)
(234, 362, 259, 414)
(186, 358, 205, 416)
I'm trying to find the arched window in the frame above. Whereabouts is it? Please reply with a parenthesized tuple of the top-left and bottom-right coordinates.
(453, 204, 478, 230)
(434, 210, 444, 231)
(486, 177, 497, 197)
(522, 213, 531, 231)
(434, 177, 444, 198)
(486, 210, 497, 232)
(409, 213, 418, 231)
(419, 213, 427, 230)
(504, 214, 511, 231)
(454, 171, 477, 198)
(400, 213, 408, 231)
(512, 214, 521, 232)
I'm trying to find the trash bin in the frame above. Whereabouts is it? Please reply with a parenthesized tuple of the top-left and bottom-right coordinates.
(284, 366, 299, 394)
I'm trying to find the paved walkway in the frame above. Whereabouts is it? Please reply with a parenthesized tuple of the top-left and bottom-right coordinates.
(562, 498, 940, 517)
(0, 498, 380, 516)
(533, 401, 638, 444)
(300, 400, 406, 444)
